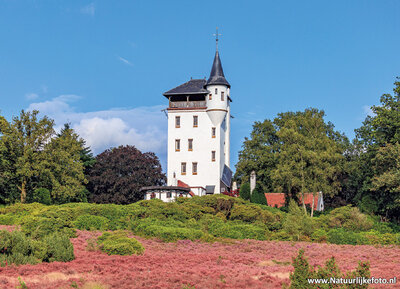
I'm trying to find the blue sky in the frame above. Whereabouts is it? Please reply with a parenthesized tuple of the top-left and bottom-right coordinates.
(0, 0, 399, 171)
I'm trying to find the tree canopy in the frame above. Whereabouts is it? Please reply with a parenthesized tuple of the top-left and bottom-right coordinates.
(0, 111, 87, 204)
(235, 108, 347, 215)
(353, 78, 400, 221)
(87, 145, 166, 204)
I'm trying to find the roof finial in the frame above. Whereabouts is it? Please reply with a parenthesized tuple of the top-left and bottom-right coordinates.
(213, 27, 221, 51)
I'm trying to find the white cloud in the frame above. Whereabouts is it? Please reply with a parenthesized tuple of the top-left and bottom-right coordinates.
(117, 56, 133, 66)
(27, 96, 167, 164)
(80, 3, 95, 16)
(25, 93, 39, 100)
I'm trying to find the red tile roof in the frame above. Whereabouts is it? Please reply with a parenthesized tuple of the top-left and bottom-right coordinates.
(264, 193, 319, 209)
(177, 180, 195, 197)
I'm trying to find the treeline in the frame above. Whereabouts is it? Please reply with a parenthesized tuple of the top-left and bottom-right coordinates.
(0, 110, 166, 205)
(235, 77, 400, 223)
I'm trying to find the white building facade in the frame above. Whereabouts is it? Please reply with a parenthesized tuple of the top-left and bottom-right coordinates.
(163, 50, 232, 195)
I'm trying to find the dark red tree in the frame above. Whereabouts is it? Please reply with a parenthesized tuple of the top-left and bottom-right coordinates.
(87, 145, 166, 204)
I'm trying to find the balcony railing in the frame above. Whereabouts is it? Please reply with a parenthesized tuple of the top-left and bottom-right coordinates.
(169, 101, 207, 109)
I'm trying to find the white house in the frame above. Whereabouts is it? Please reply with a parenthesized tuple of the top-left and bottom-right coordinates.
(163, 48, 232, 196)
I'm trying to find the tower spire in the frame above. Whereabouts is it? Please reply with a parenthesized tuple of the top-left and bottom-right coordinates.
(213, 27, 221, 51)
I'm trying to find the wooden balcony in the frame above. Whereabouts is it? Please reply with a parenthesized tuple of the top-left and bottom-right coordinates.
(169, 101, 207, 109)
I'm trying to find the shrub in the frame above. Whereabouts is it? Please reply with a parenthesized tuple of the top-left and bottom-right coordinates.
(327, 228, 367, 245)
(283, 200, 314, 241)
(30, 188, 51, 205)
(73, 215, 110, 230)
(239, 182, 250, 200)
(311, 229, 328, 243)
(43, 232, 75, 262)
(230, 203, 282, 230)
(0, 230, 74, 266)
(327, 205, 373, 232)
(141, 225, 204, 242)
(230, 203, 261, 222)
(20, 215, 76, 239)
(289, 249, 370, 288)
(97, 231, 144, 255)
(250, 183, 267, 205)
(0, 214, 16, 225)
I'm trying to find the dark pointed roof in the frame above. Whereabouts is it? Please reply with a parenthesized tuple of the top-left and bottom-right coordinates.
(206, 51, 230, 88)
(163, 79, 209, 96)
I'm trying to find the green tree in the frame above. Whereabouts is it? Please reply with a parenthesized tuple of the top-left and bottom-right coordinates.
(0, 111, 88, 204)
(236, 108, 346, 216)
(354, 78, 400, 222)
(369, 143, 400, 221)
(46, 124, 87, 203)
(235, 120, 279, 194)
(0, 110, 54, 203)
(239, 182, 250, 200)
(250, 183, 267, 205)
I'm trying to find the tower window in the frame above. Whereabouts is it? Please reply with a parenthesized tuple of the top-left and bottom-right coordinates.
(221, 91, 224, 101)
(215, 88, 218, 94)
(181, 162, 186, 175)
(192, 162, 197, 175)
(211, 151, 216, 162)
(193, 116, 198, 127)
(175, 116, 180, 128)
(175, 139, 180, 151)
(212, 127, 216, 138)
(188, 139, 193, 151)
(167, 192, 172, 198)
(209, 93, 212, 100)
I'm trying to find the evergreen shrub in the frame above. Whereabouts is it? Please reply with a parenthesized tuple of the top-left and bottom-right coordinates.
(73, 215, 110, 230)
(0, 230, 74, 266)
(289, 249, 370, 289)
(239, 182, 250, 200)
(97, 231, 144, 255)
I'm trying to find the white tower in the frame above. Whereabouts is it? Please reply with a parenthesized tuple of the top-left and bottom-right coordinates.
(163, 47, 232, 195)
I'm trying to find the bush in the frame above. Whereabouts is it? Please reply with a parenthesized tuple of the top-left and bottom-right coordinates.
(250, 183, 267, 205)
(311, 229, 328, 243)
(327, 205, 373, 232)
(29, 188, 51, 205)
(230, 203, 282, 230)
(97, 231, 144, 255)
(140, 225, 204, 242)
(0, 214, 16, 225)
(289, 249, 370, 288)
(0, 230, 74, 266)
(283, 200, 314, 241)
(43, 232, 75, 262)
(327, 228, 366, 245)
(73, 215, 110, 230)
(20, 215, 76, 239)
(239, 182, 250, 200)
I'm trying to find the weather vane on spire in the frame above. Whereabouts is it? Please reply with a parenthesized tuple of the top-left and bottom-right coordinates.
(213, 27, 222, 51)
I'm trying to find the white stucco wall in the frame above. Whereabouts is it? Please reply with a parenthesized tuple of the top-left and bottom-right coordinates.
(166, 84, 231, 194)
